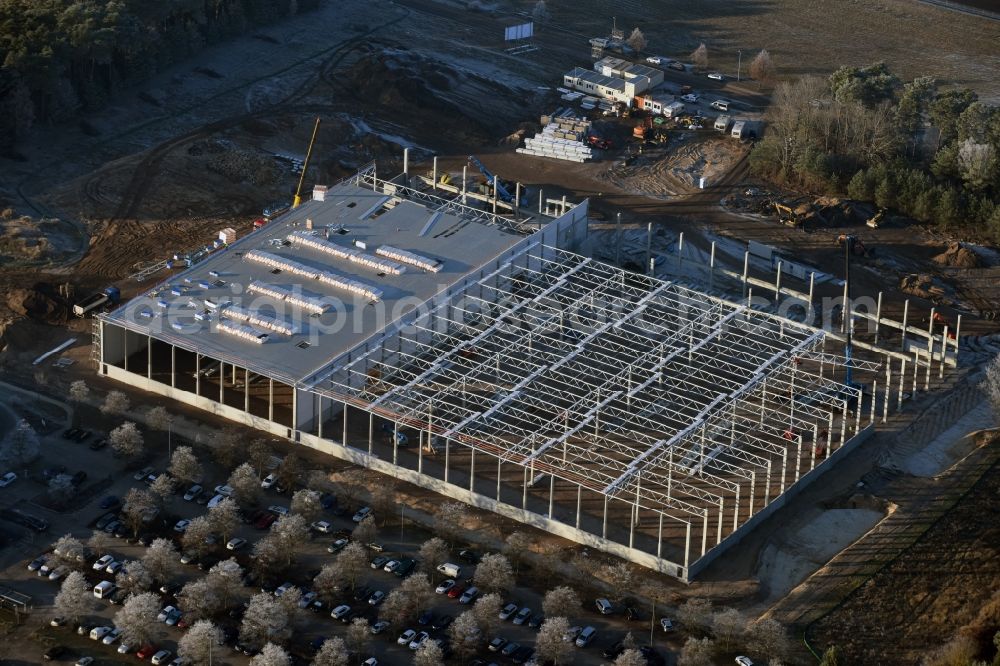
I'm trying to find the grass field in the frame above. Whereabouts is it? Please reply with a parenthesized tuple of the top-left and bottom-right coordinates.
(541, 0, 1000, 100)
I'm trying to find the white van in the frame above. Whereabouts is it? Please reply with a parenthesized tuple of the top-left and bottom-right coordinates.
(94, 580, 116, 599)
(436, 563, 461, 578)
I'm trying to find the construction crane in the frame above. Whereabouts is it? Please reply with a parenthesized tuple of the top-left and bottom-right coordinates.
(292, 116, 322, 209)
(467, 155, 515, 203)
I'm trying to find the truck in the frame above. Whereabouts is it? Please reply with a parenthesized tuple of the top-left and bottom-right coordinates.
(730, 121, 748, 140)
(73, 286, 121, 317)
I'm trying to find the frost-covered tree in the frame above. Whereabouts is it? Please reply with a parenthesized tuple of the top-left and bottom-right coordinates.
(334, 542, 368, 591)
(251, 533, 286, 578)
(745, 617, 791, 662)
(149, 473, 175, 506)
(122, 487, 156, 536)
(169, 445, 202, 485)
(208, 497, 241, 543)
(626, 28, 647, 53)
(433, 501, 468, 546)
(616, 648, 648, 666)
(248, 439, 274, 477)
(212, 428, 242, 469)
(181, 515, 215, 556)
(380, 573, 432, 625)
(418, 537, 449, 575)
(69, 380, 90, 404)
(1, 418, 40, 465)
(114, 591, 160, 647)
(313, 562, 344, 602)
(502, 531, 532, 574)
(535, 616, 572, 664)
(448, 610, 481, 658)
(54, 571, 90, 623)
(228, 462, 261, 506)
(52, 534, 87, 568)
(691, 43, 708, 71)
(276, 452, 302, 490)
(146, 406, 173, 435)
(413, 638, 445, 666)
(240, 592, 290, 648)
(345, 617, 370, 656)
(177, 619, 224, 666)
(352, 514, 378, 547)
(749, 49, 775, 83)
(311, 637, 349, 666)
(109, 421, 144, 459)
(472, 592, 503, 636)
(290, 489, 322, 523)
(543, 586, 581, 620)
(117, 559, 152, 594)
(250, 642, 291, 666)
(678, 636, 716, 666)
(178, 577, 219, 621)
(101, 390, 130, 415)
(207, 558, 245, 608)
(712, 608, 748, 652)
(142, 538, 178, 583)
(678, 598, 714, 636)
(473, 553, 514, 594)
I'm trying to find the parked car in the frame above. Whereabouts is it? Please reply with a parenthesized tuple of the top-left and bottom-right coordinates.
(311, 520, 332, 533)
(106, 561, 124, 575)
(352, 507, 372, 523)
(707, 72, 724, 80)
(528, 613, 544, 628)
(408, 631, 429, 650)
(435, 579, 456, 595)
(367, 590, 386, 606)
(102, 628, 123, 645)
(371, 620, 390, 634)
(0, 471, 18, 487)
(206, 494, 225, 509)
(489, 637, 508, 652)
(254, 512, 277, 530)
(397, 629, 416, 646)
(98, 495, 120, 510)
(43, 645, 67, 661)
(50, 616, 67, 627)
(93, 554, 114, 571)
(513, 607, 532, 625)
(261, 473, 277, 489)
(136, 645, 157, 659)
(660, 617, 676, 632)
(226, 537, 247, 551)
(327, 538, 349, 554)
(89, 438, 108, 450)
(458, 549, 479, 563)
(458, 586, 479, 604)
(575, 626, 597, 647)
(681, 93, 699, 103)
(183, 485, 203, 501)
(28, 555, 47, 572)
(133, 467, 154, 481)
(331, 604, 351, 620)
(645, 56, 663, 65)
(735, 658, 755, 666)
(432, 614, 453, 631)
(173, 519, 191, 533)
(500, 603, 519, 620)
(89, 626, 112, 641)
(595, 598, 614, 614)
(298, 591, 318, 609)
(563, 626, 582, 642)
(267, 505, 288, 516)
(214, 484, 234, 497)
(370, 555, 390, 569)
(95, 513, 117, 530)
(157, 606, 177, 622)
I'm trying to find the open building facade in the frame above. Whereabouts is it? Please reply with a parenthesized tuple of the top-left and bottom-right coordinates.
(97, 162, 954, 581)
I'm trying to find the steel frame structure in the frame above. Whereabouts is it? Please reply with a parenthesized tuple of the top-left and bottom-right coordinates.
(312, 245, 871, 579)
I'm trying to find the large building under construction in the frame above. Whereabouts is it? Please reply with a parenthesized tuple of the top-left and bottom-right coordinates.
(98, 162, 955, 581)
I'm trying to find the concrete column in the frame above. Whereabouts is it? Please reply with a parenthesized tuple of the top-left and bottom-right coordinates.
(538, 189, 543, 214)
(402, 148, 409, 185)
(939, 326, 949, 378)
(469, 448, 475, 492)
(444, 435, 450, 485)
(147, 335, 152, 378)
(764, 460, 771, 506)
(780, 448, 787, 495)
(775, 261, 782, 300)
(575, 484, 582, 529)
(742, 251, 750, 299)
(841, 279, 849, 334)
(496, 457, 502, 501)
(462, 166, 468, 204)
(749, 470, 756, 516)
(901, 299, 910, 350)
(701, 509, 708, 556)
(268, 379, 274, 422)
(898, 358, 906, 410)
(492, 181, 498, 214)
(515, 183, 521, 215)
(219, 364, 224, 404)
(657, 514, 664, 559)
(616, 212, 623, 266)
(342, 402, 349, 446)
(368, 412, 374, 455)
(716, 498, 724, 545)
(548, 474, 555, 518)
(874, 292, 883, 343)
(795, 435, 802, 482)
(883, 360, 891, 422)
(912, 351, 920, 394)
(684, 523, 692, 570)
(677, 231, 684, 272)
(393, 421, 399, 466)
(171, 345, 176, 388)
(871, 379, 878, 425)
(925, 308, 935, 390)
(432, 156, 438, 189)
(645, 223, 653, 276)
(245, 369, 250, 413)
(733, 485, 741, 530)
(709, 241, 716, 290)
(418, 430, 423, 475)
(561, 195, 567, 215)
(953, 315, 962, 366)
(808, 272, 815, 322)
(839, 399, 848, 449)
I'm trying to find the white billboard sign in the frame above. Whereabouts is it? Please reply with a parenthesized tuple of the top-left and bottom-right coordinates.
(504, 22, 534, 41)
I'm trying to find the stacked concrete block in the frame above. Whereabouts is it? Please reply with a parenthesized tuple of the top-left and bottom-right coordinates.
(517, 119, 595, 163)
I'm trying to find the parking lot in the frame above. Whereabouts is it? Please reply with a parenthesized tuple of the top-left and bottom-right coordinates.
(0, 393, 690, 666)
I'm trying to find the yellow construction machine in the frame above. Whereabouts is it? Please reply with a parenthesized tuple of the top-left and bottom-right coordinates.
(292, 116, 322, 209)
(773, 202, 799, 227)
(866, 208, 886, 228)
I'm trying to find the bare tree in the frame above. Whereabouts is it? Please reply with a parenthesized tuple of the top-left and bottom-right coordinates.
(241, 592, 291, 649)
(370, 483, 396, 526)
(142, 538, 178, 583)
(334, 542, 369, 590)
(345, 617, 371, 655)
(473, 553, 515, 594)
(212, 428, 242, 469)
(678, 636, 716, 666)
(981, 355, 1000, 416)
(248, 439, 274, 477)
(604, 562, 633, 600)
(433, 501, 468, 546)
(109, 421, 144, 459)
(117, 559, 153, 595)
(542, 586, 581, 620)
(749, 49, 775, 84)
(87, 529, 112, 554)
(306, 469, 335, 494)
(448, 610, 482, 658)
(276, 453, 302, 489)
(114, 591, 161, 647)
(228, 462, 261, 506)
(181, 515, 215, 556)
(712, 608, 748, 652)
(532, 0, 549, 22)
(502, 531, 532, 574)
(209, 497, 242, 544)
(616, 648, 648, 666)
(54, 571, 90, 623)
(380, 573, 432, 625)
(690, 42, 708, 71)
(169, 446, 203, 485)
(1, 418, 40, 465)
(149, 473, 176, 506)
(250, 642, 291, 666)
(677, 598, 714, 636)
(535, 616, 572, 665)
(626, 28, 647, 53)
(101, 390, 131, 415)
(472, 592, 503, 636)
(122, 487, 156, 537)
(69, 380, 90, 403)
(177, 619, 224, 666)
(413, 638, 445, 666)
(48, 474, 75, 503)
(745, 618, 791, 661)
(290, 489, 322, 523)
(312, 638, 350, 666)
(146, 406, 173, 435)
(418, 537, 449, 575)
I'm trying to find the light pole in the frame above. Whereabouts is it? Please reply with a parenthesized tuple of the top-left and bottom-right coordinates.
(737, 49, 743, 81)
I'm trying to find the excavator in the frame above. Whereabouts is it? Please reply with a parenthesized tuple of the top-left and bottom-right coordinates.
(773, 202, 800, 227)
(866, 208, 886, 228)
